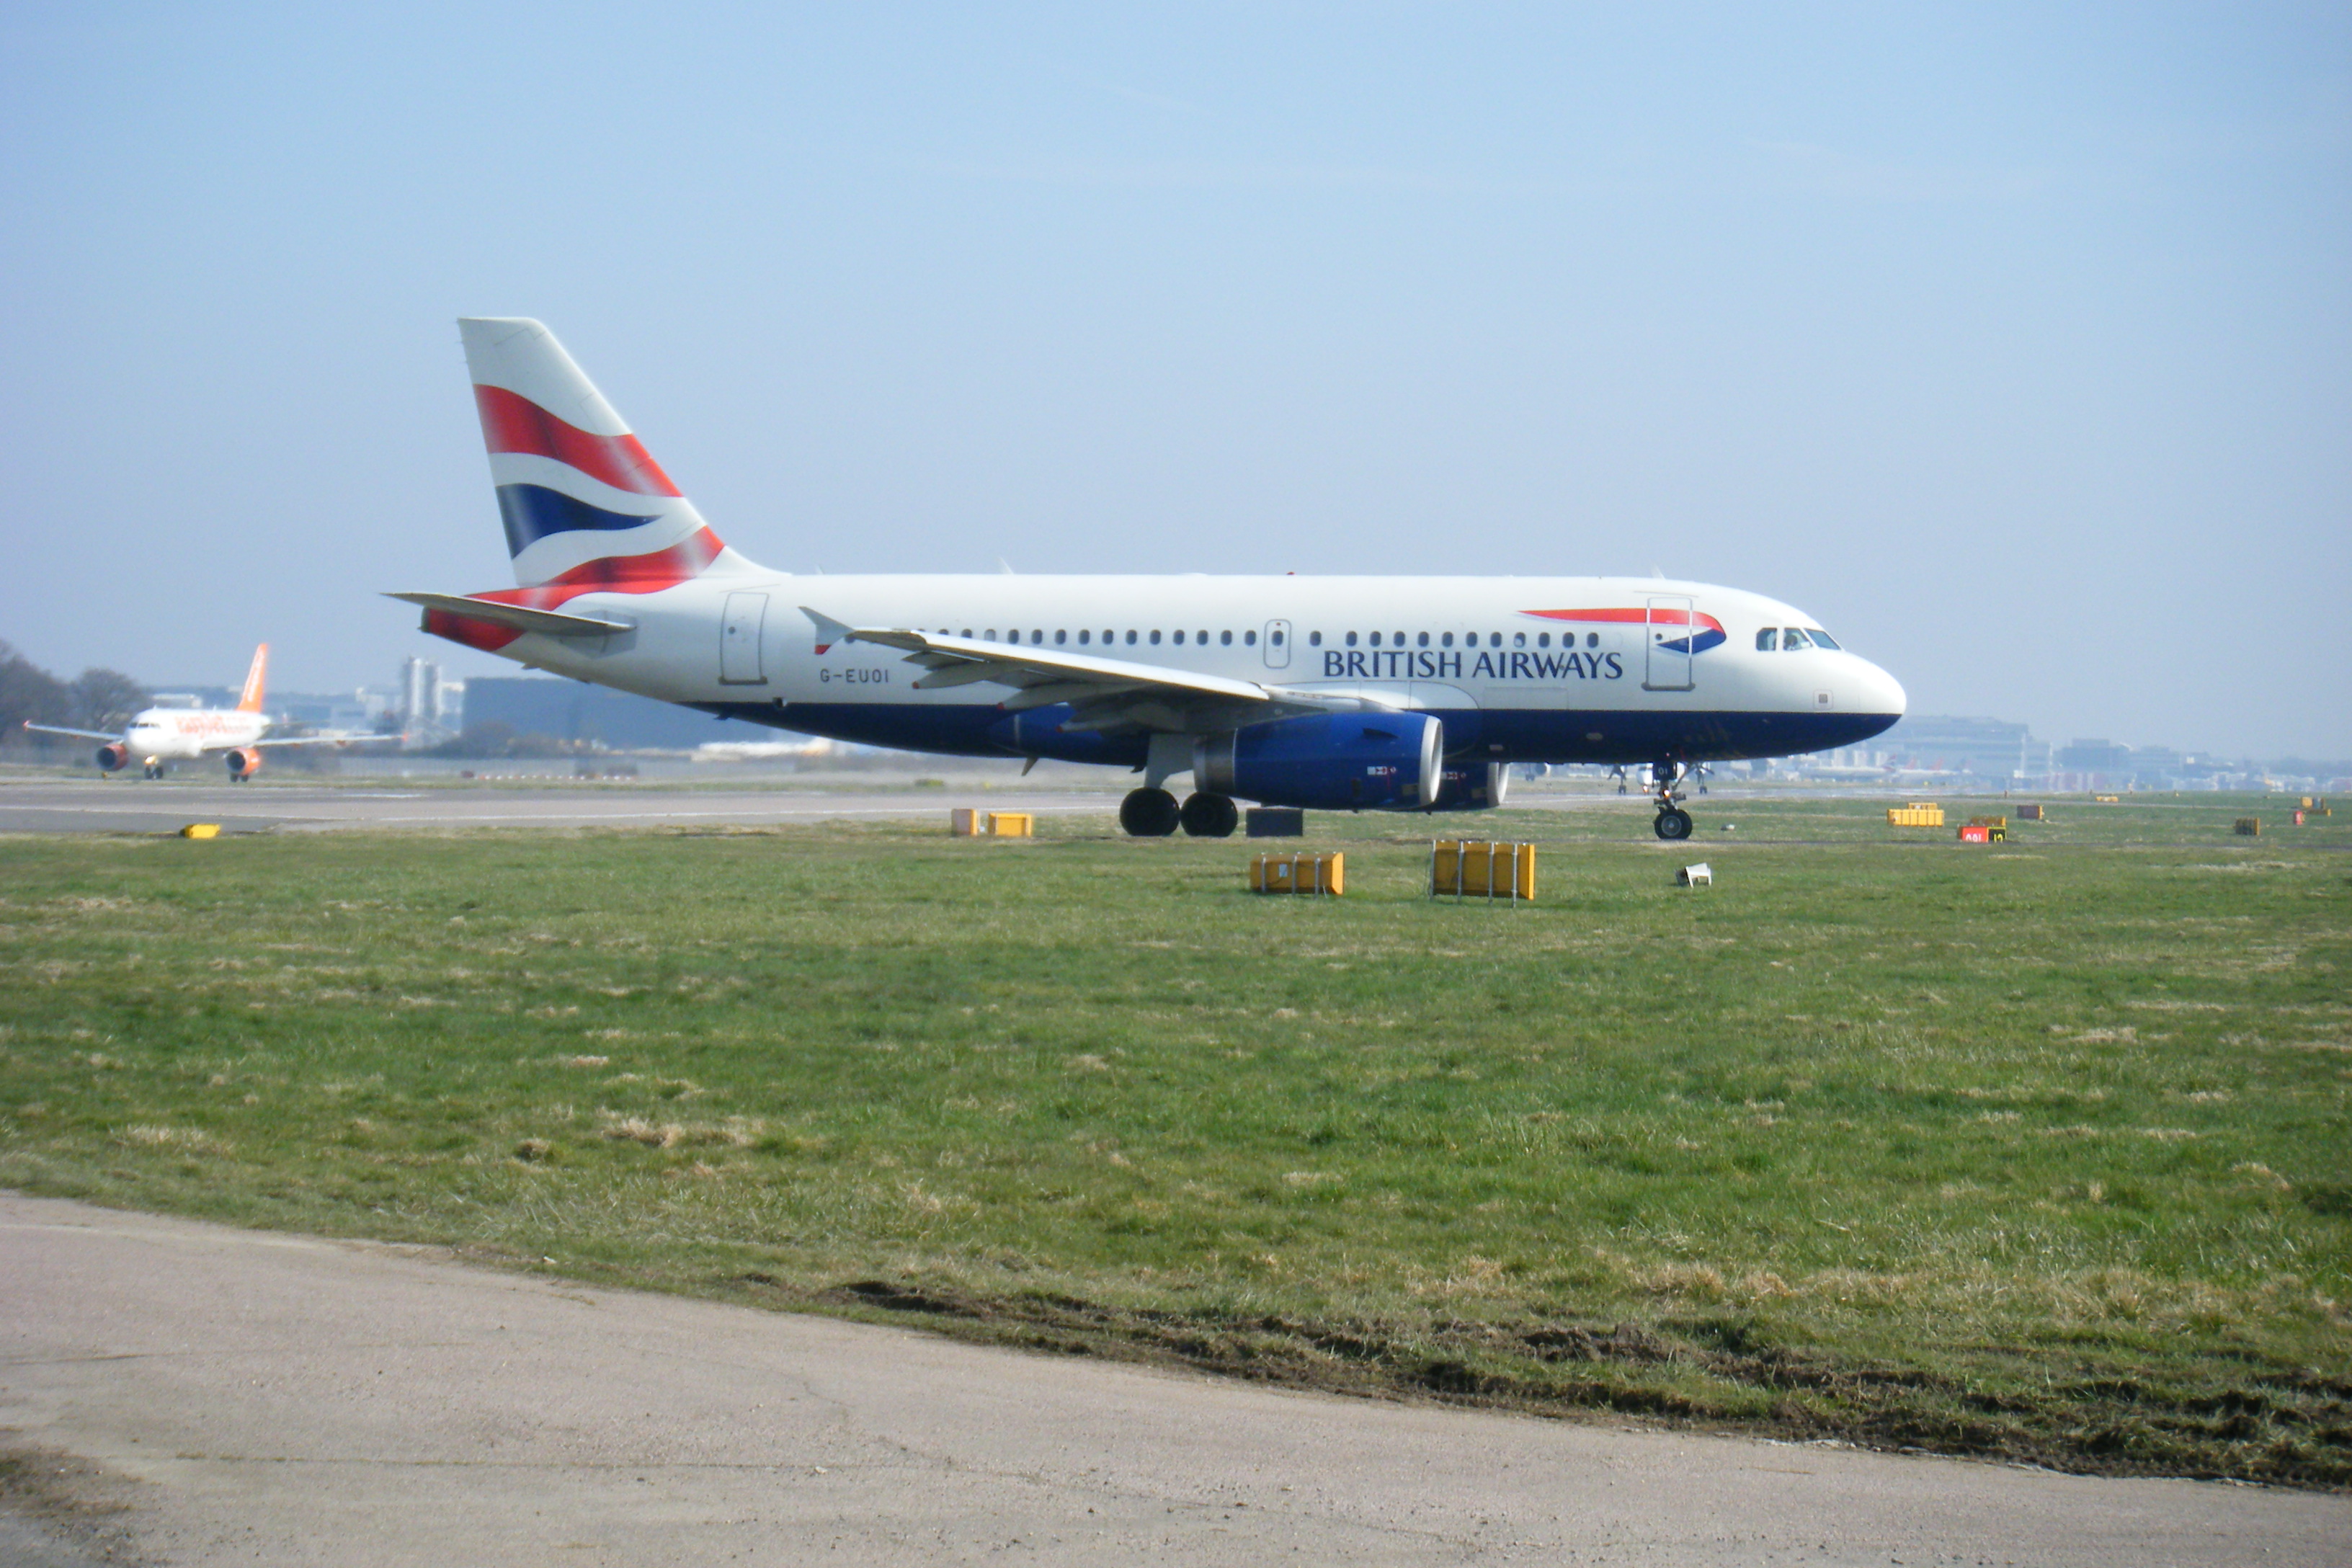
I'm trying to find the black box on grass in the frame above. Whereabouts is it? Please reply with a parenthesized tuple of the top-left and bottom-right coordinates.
(1246, 808, 1305, 838)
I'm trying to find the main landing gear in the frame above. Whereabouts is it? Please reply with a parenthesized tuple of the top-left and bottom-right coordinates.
(1649, 760, 1694, 842)
(1118, 788, 1239, 837)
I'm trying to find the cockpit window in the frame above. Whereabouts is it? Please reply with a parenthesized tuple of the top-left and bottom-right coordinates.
(1780, 628, 1814, 651)
(1805, 628, 1840, 649)
(1755, 628, 1777, 651)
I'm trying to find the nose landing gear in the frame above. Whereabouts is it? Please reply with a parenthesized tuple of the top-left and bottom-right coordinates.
(1650, 760, 1694, 841)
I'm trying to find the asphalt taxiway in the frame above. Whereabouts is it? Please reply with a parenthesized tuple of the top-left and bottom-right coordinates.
(2, 1195, 2343, 1567)
(0, 778, 1125, 836)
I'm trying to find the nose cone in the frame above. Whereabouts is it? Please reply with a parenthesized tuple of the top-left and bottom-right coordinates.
(1863, 658, 1907, 720)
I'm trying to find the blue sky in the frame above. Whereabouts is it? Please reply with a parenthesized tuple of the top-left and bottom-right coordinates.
(3, 4, 2346, 754)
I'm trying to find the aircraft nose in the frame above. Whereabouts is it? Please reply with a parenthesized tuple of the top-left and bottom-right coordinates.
(1863, 658, 1906, 718)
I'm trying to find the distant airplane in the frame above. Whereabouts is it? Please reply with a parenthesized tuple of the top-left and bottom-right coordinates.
(23, 644, 371, 780)
(393, 318, 1906, 840)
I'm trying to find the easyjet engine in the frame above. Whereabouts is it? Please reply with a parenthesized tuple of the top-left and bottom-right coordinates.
(1193, 712, 1442, 811)
(94, 742, 130, 773)
(1424, 760, 1511, 811)
(224, 748, 262, 782)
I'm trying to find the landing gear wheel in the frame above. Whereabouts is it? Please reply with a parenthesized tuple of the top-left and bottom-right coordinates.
(1654, 807, 1693, 842)
(1119, 787, 1182, 837)
(1178, 793, 1239, 837)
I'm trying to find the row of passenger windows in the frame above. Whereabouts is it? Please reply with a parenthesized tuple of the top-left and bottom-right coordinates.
(939, 628, 1602, 650)
(1755, 627, 1841, 651)
(1336, 629, 1600, 649)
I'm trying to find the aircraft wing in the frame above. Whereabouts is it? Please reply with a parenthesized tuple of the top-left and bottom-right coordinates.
(21, 721, 123, 744)
(250, 732, 398, 749)
(384, 593, 634, 638)
(802, 607, 1389, 735)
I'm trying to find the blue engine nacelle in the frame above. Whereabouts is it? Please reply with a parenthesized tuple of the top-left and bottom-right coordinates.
(1424, 760, 1510, 811)
(1194, 712, 1443, 811)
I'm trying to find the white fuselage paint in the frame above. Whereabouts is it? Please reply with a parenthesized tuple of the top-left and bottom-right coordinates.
(463, 571, 1906, 772)
(120, 707, 272, 763)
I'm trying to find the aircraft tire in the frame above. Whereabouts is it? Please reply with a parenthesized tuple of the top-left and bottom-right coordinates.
(1178, 793, 1239, 837)
(1120, 787, 1182, 837)
(1653, 807, 1693, 841)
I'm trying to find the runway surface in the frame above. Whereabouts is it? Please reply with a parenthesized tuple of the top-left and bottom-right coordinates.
(1, 1196, 2342, 1567)
(0, 778, 1129, 836)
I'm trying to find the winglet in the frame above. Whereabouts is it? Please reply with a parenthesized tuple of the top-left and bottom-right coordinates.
(800, 605, 856, 656)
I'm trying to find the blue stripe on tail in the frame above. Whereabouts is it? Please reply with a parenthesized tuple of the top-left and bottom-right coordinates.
(496, 484, 660, 556)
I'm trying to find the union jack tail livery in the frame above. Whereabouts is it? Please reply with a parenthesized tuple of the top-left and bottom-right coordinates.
(459, 318, 750, 593)
(236, 643, 268, 713)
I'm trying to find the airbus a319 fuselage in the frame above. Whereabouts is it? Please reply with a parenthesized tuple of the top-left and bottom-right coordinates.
(398, 319, 1906, 839)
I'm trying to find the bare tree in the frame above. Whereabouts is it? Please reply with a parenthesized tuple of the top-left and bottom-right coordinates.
(0, 640, 71, 744)
(68, 668, 149, 733)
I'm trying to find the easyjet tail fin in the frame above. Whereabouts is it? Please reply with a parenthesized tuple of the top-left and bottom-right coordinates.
(237, 644, 268, 713)
(458, 318, 756, 592)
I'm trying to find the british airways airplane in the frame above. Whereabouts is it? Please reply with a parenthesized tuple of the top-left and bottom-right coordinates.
(394, 319, 1905, 840)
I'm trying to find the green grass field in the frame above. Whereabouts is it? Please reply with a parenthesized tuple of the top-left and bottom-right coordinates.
(2, 792, 2346, 1485)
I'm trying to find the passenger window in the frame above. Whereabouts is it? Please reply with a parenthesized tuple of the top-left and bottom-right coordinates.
(1368, 631, 1381, 647)
(1440, 632, 1453, 648)
(1756, 628, 1776, 651)
(1198, 630, 1208, 644)
(1077, 630, 1090, 644)
(1309, 631, 1322, 647)
(1807, 628, 1840, 649)
(1416, 632, 1429, 648)
(1033, 630, 1044, 644)
(1782, 628, 1812, 651)
(1586, 633, 1598, 649)
(1055, 630, 1066, 645)
(1345, 631, 1358, 647)
(1172, 630, 1184, 645)
(1538, 633, 1551, 648)
(1126, 630, 1137, 645)
(961, 628, 973, 639)
(1513, 632, 1525, 647)
(1149, 630, 1162, 645)
(1244, 630, 1257, 646)
(1221, 630, 1232, 646)
(1270, 629, 1284, 646)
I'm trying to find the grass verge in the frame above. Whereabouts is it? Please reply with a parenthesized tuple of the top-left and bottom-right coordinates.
(1, 793, 2347, 1484)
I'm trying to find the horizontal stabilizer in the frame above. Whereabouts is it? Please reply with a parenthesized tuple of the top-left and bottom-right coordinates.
(385, 592, 633, 638)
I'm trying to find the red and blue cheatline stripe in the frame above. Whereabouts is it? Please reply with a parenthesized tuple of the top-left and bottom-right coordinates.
(1520, 607, 1727, 656)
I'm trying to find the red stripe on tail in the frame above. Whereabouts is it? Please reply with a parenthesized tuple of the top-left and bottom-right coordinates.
(473, 384, 682, 498)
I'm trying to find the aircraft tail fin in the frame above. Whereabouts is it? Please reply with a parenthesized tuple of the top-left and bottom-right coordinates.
(236, 643, 268, 713)
(458, 318, 754, 592)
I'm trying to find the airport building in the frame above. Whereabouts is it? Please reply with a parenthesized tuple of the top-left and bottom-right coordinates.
(462, 677, 762, 751)
(1874, 716, 2049, 783)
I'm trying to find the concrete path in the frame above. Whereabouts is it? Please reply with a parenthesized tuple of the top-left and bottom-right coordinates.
(1, 1195, 2342, 1566)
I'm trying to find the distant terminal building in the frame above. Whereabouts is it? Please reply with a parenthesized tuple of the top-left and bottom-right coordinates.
(1877, 716, 2047, 783)
(463, 677, 772, 751)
